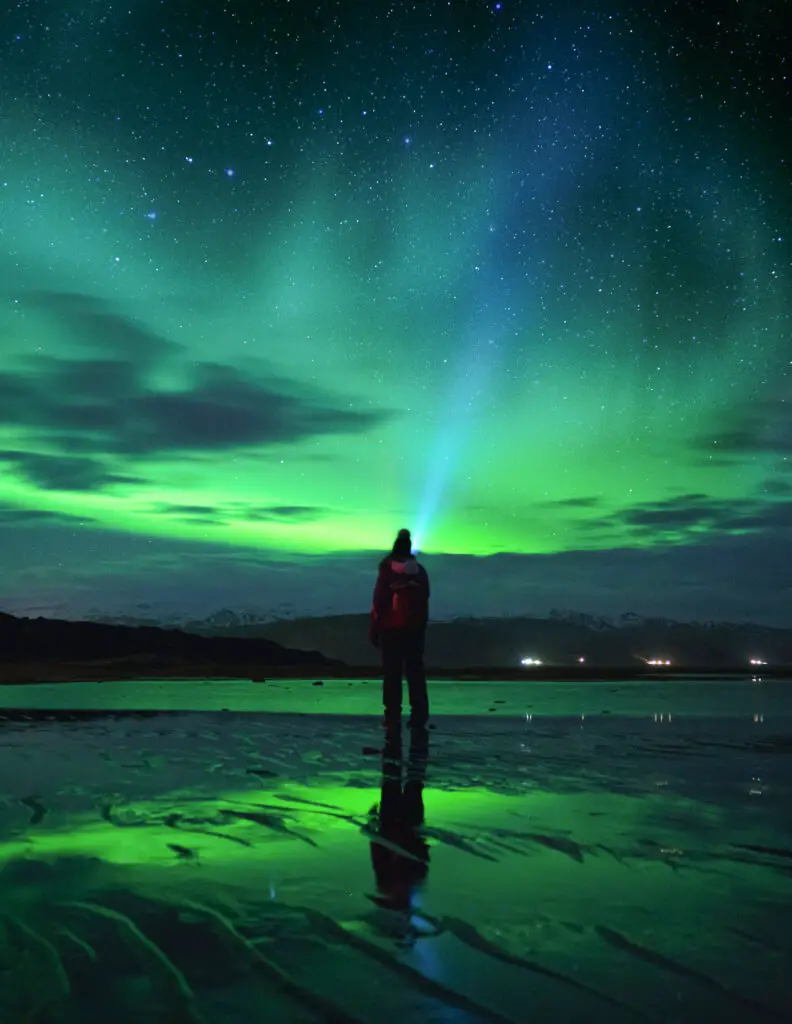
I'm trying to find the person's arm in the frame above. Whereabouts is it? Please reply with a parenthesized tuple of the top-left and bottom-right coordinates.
(370, 569, 387, 645)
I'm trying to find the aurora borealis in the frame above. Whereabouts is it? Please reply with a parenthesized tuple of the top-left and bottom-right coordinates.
(0, 1, 790, 623)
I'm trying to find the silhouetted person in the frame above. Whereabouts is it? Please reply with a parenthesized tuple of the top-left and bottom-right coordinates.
(369, 528, 430, 731)
(368, 727, 430, 914)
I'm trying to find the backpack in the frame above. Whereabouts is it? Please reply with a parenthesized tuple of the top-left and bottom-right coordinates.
(390, 576, 428, 628)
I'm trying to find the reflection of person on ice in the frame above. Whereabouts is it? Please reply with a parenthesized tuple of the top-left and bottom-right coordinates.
(369, 529, 430, 732)
(368, 727, 430, 919)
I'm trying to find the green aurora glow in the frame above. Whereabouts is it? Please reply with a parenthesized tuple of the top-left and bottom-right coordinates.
(0, 2, 790, 618)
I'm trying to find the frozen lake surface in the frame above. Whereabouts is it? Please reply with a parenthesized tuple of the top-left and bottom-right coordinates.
(0, 678, 790, 1022)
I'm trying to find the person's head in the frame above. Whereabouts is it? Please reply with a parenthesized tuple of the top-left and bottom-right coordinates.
(391, 528, 413, 561)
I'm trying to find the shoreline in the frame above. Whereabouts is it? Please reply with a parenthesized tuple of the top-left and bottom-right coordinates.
(0, 660, 789, 684)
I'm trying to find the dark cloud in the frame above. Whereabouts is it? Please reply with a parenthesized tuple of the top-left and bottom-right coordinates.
(761, 478, 792, 496)
(619, 493, 725, 531)
(111, 362, 392, 455)
(0, 506, 95, 525)
(148, 501, 321, 524)
(696, 397, 792, 457)
(21, 291, 180, 362)
(242, 505, 325, 521)
(0, 451, 144, 492)
(24, 362, 391, 454)
(608, 492, 792, 540)
(720, 502, 792, 532)
(549, 496, 601, 509)
(0, 293, 397, 488)
(0, 372, 33, 407)
(152, 501, 326, 523)
(155, 504, 221, 516)
(178, 516, 228, 526)
(49, 358, 143, 400)
(154, 503, 228, 526)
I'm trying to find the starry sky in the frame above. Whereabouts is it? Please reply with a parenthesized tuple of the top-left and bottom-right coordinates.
(0, 0, 790, 625)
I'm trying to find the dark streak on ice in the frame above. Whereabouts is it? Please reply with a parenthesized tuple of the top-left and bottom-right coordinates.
(239, 799, 360, 827)
(595, 926, 785, 1020)
(422, 827, 500, 861)
(441, 917, 643, 1018)
(221, 808, 319, 847)
(19, 796, 47, 825)
(167, 843, 197, 860)
(273, 792, 344, 810)
(293, 905, 517, 1024)
(526, 833, 586, 862)
(733, 843, 792, 860)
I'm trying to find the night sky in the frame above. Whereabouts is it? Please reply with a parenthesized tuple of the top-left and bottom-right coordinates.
(0, 1, 790, 625)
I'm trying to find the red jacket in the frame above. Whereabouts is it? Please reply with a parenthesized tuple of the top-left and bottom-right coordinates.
(370, 556, 430, 641)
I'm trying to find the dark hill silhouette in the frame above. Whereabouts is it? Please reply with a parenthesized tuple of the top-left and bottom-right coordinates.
(183, 611, 792, 669)
(6, 608, 791, 682)
(0, 610, 338, 678)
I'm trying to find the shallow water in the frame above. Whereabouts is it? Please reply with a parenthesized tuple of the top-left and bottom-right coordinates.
(0, 679, 790, 1022)
(0, 673, 787, 716)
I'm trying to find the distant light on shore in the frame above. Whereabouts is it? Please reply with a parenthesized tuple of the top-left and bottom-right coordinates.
(645, 657, 672, 666)
(520, 657, 543, 666)
(749, 658, 767, 666)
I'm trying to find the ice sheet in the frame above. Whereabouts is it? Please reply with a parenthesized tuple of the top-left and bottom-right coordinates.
(0, 679, 789, 1022)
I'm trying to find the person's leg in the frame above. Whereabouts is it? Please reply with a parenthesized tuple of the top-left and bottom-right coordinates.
(380, 631, 404, 727)
(403, 726, 428, 827)
(404, 628, 429, 727)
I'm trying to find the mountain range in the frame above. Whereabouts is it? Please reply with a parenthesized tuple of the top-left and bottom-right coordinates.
(84, 608, 792, 669)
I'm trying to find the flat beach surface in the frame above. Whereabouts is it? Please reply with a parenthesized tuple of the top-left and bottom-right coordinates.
(0, 678, 790, 1022)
